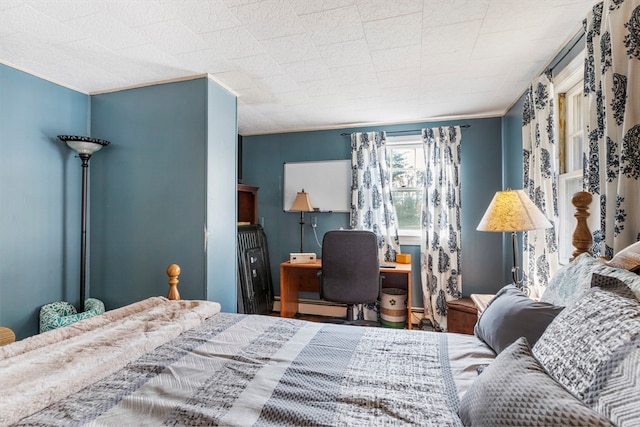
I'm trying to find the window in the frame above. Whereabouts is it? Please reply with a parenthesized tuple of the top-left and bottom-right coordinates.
(387, 135, 423, 245)
(555, 53, 585, 265)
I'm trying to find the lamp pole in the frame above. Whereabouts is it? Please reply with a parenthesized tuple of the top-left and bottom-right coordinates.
(78, 153, 91, 312)
(59, 135, 110, 313)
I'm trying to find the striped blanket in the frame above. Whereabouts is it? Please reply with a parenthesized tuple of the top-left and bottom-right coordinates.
(6, 311, 468, 426)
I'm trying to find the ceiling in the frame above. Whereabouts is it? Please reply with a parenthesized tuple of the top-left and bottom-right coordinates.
(0, 0, 596, 135)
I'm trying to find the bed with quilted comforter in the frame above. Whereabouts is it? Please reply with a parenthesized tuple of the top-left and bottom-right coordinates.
(1, 297, 494, 426)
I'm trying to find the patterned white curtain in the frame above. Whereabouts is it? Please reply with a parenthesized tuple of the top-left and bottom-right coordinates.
(522, 73, 559, 300)
(420, 126, 462, 332)
(584, 0, 640, 258)
(350, 131, 401, 262)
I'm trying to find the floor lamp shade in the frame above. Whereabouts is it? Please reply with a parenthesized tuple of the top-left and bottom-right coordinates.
(289, 190, 314, 253)
(477, 189, 552, 291)
(58, 135, 110, 312)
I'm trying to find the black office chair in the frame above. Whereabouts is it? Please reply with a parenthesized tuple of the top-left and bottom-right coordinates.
(320, 230, 382, 326)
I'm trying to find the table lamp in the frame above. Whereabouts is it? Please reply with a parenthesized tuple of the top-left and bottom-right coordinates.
(289, 189, 314, 253)
(476, 189, 552, 294)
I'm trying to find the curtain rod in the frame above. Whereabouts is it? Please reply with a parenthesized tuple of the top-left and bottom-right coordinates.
(340, 124, 470, 136)
(546, 26, 586, 75)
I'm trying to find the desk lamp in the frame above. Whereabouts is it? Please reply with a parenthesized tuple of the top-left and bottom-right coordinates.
(476, 189, 552, 295)
(289, 190, 314, 253)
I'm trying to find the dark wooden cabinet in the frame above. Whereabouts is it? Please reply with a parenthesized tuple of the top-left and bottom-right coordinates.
(238, 184, 258, 224)
(447, 297, 478, 334)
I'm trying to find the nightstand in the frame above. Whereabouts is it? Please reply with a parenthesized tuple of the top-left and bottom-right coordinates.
(447, 294, 496, 334)
(447, 297, 477, 334)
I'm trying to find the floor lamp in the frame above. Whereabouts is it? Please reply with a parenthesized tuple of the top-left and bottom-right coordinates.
(289, 190, 314, 253)
(59, 135, 110, 312)
(476, 189, 552, 296)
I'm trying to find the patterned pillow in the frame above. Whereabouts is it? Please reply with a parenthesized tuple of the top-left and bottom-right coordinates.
(540, 253, 606, 306)
(592, 263, 640, 298)
(459, 337, 613, 426)
(583, 336, 640, 426)
(533, 279, 640, 401)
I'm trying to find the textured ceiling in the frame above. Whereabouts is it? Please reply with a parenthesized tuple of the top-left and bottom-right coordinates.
(0, 0, 596, 135)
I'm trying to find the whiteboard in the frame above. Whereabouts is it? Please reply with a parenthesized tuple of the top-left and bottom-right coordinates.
(283, 160, 351, 212)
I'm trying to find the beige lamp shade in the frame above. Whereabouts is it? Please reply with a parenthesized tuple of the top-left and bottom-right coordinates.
(289, 190, 314, 212)
(477, 189, 552, 232)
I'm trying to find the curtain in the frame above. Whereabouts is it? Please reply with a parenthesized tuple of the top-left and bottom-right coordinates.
(522, 73, 559, 299)
(420, 126, 462, 331)
(584, 0, 640, 258)
(350, 131, 401, 261)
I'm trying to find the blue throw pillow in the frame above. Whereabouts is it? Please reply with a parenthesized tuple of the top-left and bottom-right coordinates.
(475, 285, 563, 354)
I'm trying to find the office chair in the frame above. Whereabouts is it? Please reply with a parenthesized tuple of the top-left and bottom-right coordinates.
(320, 229, 382, 326)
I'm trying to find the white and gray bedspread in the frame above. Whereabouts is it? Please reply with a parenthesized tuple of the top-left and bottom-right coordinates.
(1, 298, 494, 426)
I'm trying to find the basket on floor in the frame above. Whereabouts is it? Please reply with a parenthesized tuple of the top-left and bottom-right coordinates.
(39, 298, 105, 333)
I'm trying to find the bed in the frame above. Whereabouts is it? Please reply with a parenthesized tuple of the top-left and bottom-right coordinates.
(1, 191, 639, 426)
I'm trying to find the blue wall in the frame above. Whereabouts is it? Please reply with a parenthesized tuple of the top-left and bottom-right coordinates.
(89, 78, 238, 312)
(242, 117, 506, 308)
(0, 65, 89, 339)
(0, 62, 527, 337)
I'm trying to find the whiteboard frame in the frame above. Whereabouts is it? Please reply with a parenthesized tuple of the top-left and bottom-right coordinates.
(283, 160, 351, 213)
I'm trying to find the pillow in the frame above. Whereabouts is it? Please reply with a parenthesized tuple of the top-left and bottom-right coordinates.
(540, 252, 606, 306)
(592, 262, 640, 298)
(459, 337, 613, 427)
(606, 240, 640, 272)
(590, 272, 636, 298)
(583, 335, 640, 426)
(533, 278, 640, 401)
(474, 285, 563, 354)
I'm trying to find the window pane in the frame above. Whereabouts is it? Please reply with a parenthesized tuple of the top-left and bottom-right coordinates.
(392, 190, 421, 230)
(390, 149, 412, 169)
(571, 134, 583, 172)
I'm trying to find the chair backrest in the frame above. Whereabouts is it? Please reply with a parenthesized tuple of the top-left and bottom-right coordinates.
(320, 230, 380, 304)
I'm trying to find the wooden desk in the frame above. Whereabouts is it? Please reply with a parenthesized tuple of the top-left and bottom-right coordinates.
(279, 260, 413, 329)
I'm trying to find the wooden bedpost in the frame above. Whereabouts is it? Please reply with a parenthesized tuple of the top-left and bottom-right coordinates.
(571, 191, 593, 260)
(166, 264, 181, 300)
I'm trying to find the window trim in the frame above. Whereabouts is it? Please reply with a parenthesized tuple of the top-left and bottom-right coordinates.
(555, 49, 585, 265)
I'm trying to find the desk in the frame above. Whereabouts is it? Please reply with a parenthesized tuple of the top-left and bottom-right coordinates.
(279, 260, 413, 329)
